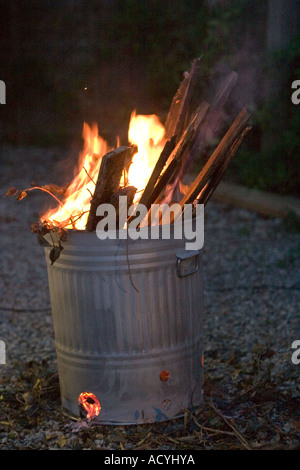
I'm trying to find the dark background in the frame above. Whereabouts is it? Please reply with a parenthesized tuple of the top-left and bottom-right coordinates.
(0, 0, 299, 196)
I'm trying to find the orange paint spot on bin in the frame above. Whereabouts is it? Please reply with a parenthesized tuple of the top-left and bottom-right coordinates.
(160, 370, 170, 382)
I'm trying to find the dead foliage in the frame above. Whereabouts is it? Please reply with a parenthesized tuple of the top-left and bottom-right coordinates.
(0, 349, 299, 450)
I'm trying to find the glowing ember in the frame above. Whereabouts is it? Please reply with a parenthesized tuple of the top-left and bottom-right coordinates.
(78, 392, 101, 419)
(40, 111, 166, 229)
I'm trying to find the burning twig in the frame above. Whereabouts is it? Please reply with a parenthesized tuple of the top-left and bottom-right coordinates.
(83, 166, 96, 185)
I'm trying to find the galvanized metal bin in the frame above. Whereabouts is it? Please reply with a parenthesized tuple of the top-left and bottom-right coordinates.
(45, 227, 203, 424)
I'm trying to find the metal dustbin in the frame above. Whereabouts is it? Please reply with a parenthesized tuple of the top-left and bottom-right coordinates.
(45, 225, 204, 424)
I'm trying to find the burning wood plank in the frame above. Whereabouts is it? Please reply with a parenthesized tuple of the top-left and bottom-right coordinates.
(164, 57, 201, 141)
(110, 185, 137, 229)
(86, 145, 136, 232)
(159, 101, 210, 203)
(128, 103, 208, 224)
(148, 118, 196, 205)
(131, 136, 176, 213)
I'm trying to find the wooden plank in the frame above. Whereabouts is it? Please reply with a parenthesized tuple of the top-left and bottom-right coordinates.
(109, 185, 137, 229)
(162, 101, 210, 203)
(164, 57, 201, 140)
(198, 126, 251, 206)
(211, 71, 238, 109)
(137, 136, 176, 210)
(148, 120, 196, 206)
(86, 145, 136, 231)
(182, 71, 238, 174)
(168, 71, 238, 202)
(177, 108, 251, 209)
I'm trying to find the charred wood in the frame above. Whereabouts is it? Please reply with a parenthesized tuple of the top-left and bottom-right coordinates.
(86, 145, 136, 231)
(177, 108, 251, 213)
(164, 57, 201, 141)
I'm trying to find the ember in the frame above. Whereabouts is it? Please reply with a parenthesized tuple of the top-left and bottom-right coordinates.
(78, 392, 101, 419)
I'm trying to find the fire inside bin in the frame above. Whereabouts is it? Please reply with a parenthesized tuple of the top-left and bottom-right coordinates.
(7, 58, 250, 423)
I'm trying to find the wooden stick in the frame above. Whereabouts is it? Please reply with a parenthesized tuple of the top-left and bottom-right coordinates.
(86, 145, 136, 231)
(109, 185, 137, 229)
(164, 57, 201, 140)
(177, 108, 251, 210)
(137, 136, 176, 210)
(181, 71, 238, 175)
(211, 71, 238, 110)
(148, 119, 196, 207)
(167, 71, 238, 203)
(198, 126, 251, 206)
(160, 101, 210, 203)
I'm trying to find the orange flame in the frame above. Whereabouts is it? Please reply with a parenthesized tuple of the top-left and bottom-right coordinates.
(41, 124, 111, 229)
(78, 392, 101, 419)
(40, 112, 166, 229)
(127, 111, 166, 201)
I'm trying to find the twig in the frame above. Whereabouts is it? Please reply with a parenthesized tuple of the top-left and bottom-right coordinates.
(23, 186, 66, 211)
(16, 185, 77, 228)
(208, 399, 252, 450)
(192, 415, 236, 437)
(134, 431, 152, 448)
(0, 421, 14, 427)
(83, 166, 96, 185)
(59, 210, 90, 229)
(126, 231, 139, 293)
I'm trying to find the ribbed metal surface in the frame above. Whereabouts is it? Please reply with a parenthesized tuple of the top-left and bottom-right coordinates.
(45, 228, 203, 424)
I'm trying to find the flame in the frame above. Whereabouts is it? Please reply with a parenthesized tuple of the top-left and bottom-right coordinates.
(40, 112, 166, 229)
(127, 111, 166, 201)
(41, 123, 111, 229)
(78, 392, 101, 419)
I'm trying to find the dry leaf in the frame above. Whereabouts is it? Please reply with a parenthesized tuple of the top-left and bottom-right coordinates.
(49, 245, 64, 265)
(5, 187, 18, 197)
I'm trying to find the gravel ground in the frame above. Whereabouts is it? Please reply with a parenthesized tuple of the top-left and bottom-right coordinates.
(0, 144, 299, 450)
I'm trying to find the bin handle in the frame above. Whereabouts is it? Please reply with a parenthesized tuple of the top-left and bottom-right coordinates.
(176, 250, 200, 277)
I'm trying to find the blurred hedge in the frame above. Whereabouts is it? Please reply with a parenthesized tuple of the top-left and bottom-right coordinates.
(0, 0, 299, 196)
